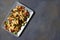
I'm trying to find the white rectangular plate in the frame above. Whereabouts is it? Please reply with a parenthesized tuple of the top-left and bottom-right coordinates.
(1, 1, 34, 37)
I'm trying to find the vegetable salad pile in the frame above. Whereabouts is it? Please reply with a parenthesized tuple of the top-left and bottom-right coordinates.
(4, 6, 30, 34)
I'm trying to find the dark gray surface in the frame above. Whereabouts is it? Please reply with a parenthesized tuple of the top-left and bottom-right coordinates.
(0, 0, 60, 40)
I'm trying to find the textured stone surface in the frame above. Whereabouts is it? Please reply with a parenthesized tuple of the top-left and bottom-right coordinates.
(0, 0, 60, 40)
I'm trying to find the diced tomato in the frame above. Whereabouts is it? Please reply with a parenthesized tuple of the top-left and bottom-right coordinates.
(24, 12, 29, 17)
(17, 6, 25, 11)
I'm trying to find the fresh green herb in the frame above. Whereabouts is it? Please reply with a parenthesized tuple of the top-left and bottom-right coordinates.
(13, 32, 17, 34)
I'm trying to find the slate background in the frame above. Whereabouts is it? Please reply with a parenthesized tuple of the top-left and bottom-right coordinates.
(0, 0, 60, 40)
